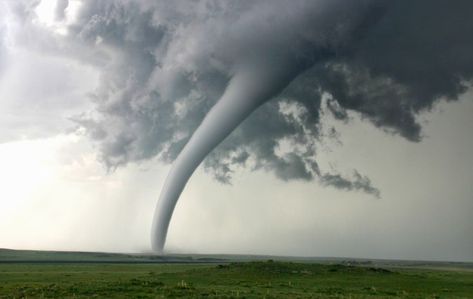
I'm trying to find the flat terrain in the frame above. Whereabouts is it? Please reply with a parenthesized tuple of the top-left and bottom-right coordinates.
(0, 249, 472, 298)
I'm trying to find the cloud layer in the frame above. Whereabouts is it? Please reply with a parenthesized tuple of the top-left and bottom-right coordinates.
(4, 0, 473, 195)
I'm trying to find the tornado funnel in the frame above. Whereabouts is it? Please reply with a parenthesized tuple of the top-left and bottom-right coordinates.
(151, 62, 305, 252)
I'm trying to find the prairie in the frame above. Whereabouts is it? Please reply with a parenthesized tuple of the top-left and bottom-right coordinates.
(0, 257, 472, 298)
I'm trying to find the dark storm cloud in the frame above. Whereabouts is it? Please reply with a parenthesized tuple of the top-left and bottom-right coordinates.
(8, 0, 473, 195)
(321, 172, 380, 198)
(313, 0, 473, 141)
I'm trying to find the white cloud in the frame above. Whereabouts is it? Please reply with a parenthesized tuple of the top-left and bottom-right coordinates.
(0, 40, 98, 142)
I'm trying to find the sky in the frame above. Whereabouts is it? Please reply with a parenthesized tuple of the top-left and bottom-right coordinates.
(0, 0, 472, 261)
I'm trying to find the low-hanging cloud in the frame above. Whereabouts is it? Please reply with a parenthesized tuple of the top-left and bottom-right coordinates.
(6, 0, 473, 194)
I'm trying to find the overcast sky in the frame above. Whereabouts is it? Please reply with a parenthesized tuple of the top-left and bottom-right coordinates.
(0, 0, 472, 261)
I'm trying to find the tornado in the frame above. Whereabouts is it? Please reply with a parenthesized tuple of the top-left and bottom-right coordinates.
(150, 0, 381, 253)
(151, 60, 309, 252)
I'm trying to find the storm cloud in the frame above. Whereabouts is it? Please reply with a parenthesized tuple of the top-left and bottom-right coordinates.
(6, 0, 473, 195)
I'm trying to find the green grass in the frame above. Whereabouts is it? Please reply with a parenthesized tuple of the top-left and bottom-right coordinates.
(0, 261, 472, 298)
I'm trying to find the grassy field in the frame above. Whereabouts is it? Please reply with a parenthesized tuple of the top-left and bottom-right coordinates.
(0, 260, 472, 298)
